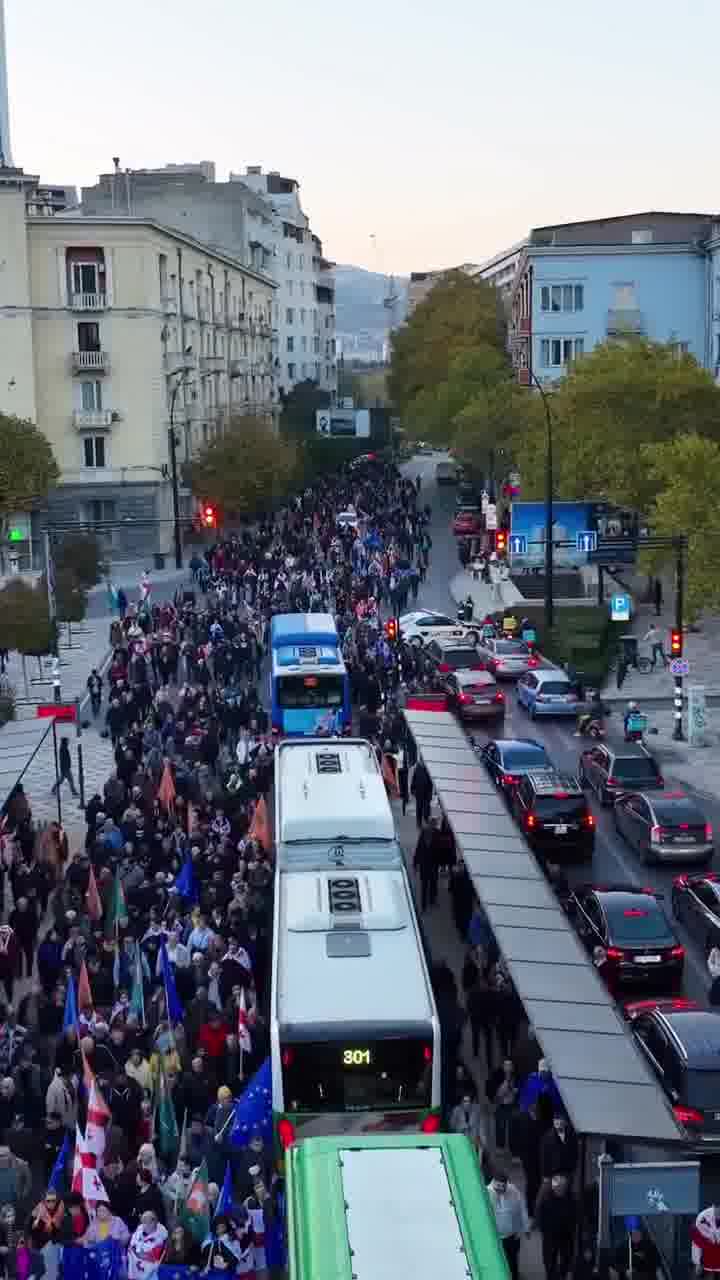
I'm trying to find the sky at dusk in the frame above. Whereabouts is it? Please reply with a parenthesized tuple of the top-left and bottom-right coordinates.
(5, 0, 719, 275)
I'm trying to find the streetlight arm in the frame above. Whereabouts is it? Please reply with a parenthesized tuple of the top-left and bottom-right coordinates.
(527, 370, 554, 631)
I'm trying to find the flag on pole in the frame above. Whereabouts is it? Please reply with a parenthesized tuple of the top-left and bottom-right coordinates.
(160, 941, 184, 1025)
(230, 1057, 272, 1148)
(77, 960, 94, 1016)
(237, 988, 252, 1055)
(63, 976, 78, 1032)
(158, 763, 176, 813)
(85, 1076, 111, 1171)
(48, 1133, 71, 1191)
(86, 866, 103, 922)
(156, 1061, 179, 1159)
(248, 795, 271, 853)
(177, 1109, 188, 1164)
(105, 868, 127, 941)
(180, 1159, 210, 1244)
(71, 1124, 85, 1194)
(214, 1162, 235, 1219)
(173, 855, 198, 904)
(129, 945, 146, 1028)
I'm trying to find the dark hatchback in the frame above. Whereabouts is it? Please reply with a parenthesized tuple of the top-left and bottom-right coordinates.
(480, 738, 553, 799)
(672, 872, 720, 952)
(625, 1000, 720, 1149)
(566, 885, 685, 991)
(579, 743, 664, 806)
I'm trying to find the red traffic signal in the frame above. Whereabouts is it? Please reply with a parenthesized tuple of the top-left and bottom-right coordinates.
(495, 529, 508, 554)
(670, 628, 683, 657)
(202, 503, 217, 529)
(384, 618, 398, 642)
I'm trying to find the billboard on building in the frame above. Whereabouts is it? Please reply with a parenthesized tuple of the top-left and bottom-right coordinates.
(510, 500, 594, 568)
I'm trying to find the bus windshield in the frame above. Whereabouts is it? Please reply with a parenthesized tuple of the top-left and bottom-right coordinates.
(278, 674, 345, 709)
(282, 1039, 432, 1112)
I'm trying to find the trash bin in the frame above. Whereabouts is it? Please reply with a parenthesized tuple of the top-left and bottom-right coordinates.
(154, 553, 165, 571)
(620, 634, 638, 666)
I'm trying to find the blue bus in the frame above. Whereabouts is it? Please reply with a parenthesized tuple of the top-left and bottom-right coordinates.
(270, 613, 351, 736)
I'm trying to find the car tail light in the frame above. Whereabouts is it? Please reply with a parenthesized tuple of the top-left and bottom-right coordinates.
(650, 826, 662, 844)
(607, 776, 618, 786)
(272, 723, 281, 735)
(673, 875, 689, 887)
(438, 662, 450, 672)
(526, 814, 537, 829)
(554, 791, 569, 798)
(281, 1047, 294, 1068)
(670, 946, 685, 959)
(423, 1045, 433, 1063)
(528, 656, 539, 667)
(706, 823, 714, 841)
(495, 659, 504, 668)
(673, 1105, 704, 1129)
(421, 1113, 441, 1134)
(277, 1118, 296, 1149)
(459, 692, 474, 704)
(494, 691, 505, 703)
(502, 773, 518, 786)
(584, 814, 595, 828)
(606, 947, 625, 961)
(679, 823, 689, 830)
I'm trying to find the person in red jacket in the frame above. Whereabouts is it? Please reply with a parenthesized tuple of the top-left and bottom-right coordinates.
(198, 1010, 228, 1063)
(692, 1203, 720, 1274)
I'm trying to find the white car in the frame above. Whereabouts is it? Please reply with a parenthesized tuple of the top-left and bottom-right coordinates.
(399, 610, 478, 646)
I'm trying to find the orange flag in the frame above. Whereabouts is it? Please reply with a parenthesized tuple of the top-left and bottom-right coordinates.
(158, 763, 176, 813)
(86, 866, 103, 922)
(248, 795, 272, 853)
(382, 753, 400, 799)
(77, 960, 93, 1014)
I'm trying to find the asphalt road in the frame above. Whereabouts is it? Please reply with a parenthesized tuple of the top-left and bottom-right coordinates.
(412, 452, 719, 1011)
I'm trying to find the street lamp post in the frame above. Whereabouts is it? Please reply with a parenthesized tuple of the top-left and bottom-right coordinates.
(528, 371, 554, 632)
(168, 378, 184, 571)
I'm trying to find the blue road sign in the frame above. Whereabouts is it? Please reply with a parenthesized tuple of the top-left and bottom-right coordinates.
(509, 534, 527, 555)
(577, 530, 598, 553)
(611, 593, 631, 622)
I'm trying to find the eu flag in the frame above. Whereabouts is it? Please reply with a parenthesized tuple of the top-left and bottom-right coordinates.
(160, 940, 184, 1025)
(214, 1162, 235, 1219)
(63, 976, 78, 1032)
(230, 1057, 272, 1149)
(173, 855, 198, 904)
(48, 1133, 70, 1191)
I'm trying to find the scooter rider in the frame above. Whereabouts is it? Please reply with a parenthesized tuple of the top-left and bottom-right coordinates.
(575, 689, 609, 737)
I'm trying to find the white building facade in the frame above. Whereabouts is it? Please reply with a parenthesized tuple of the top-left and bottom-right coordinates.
(233, 168, 336, 400)
(0, 176, 275, 557)
(0, 0, 12, 166)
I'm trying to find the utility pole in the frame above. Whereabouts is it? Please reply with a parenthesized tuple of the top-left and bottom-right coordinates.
(527, 372, 554, 632)
(673, 538, 684, 742)
(168, 378, 184, 570)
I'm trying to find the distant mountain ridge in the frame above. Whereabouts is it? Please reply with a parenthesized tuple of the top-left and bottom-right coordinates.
(334, 264, 409, 357)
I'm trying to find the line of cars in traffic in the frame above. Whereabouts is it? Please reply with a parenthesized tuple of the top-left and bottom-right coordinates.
(401, 609, 720, 1147)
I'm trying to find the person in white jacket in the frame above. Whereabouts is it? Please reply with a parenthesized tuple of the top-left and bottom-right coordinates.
(486, 1174, 530, 1280)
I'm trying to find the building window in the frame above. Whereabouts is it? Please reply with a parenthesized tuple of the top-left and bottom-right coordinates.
(83, 435, 106, 468)
(540, 337, 584, 367)
(540, 283, 584, 313)
(287, 336, 294, 353)
(631, 228, 653, 244)
(81, 380, 103, 410)
(72, 262, 100, 295)
(301, 336, 307, 352)
(77, 322, 100, 352)
(313, 336, 320, 354)
(288, 363, 296, 380)
(300, 281, 305, 297)
(299, 254, 305, 269)
(286, 308, 294, 324)
(287, 280, 293, 296)
(286, 252, 293, 269)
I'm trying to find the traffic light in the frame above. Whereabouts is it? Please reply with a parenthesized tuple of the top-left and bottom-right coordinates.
(202, 503, 217, 529)
(384, 618, 398, 643)
(495, 529, 508, 555)
(670, 628, 683, 657)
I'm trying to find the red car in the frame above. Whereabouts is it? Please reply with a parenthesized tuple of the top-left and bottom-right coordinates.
(452, 508, 483, 536)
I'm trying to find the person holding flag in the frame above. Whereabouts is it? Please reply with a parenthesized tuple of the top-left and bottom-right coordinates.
(127, 1211, 167, 1280)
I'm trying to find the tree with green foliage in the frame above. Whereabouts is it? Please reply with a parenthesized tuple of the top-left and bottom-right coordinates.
(0, 413, 59, 531)
(516, 341, 720, 509)
(389, 272, 506, 425)
(54, 532, 107, 590)
(0, 579, 56, 699)
(280, 380, 331, 438)
(639, 433, 720, 622)
(188, 415, 299, 520)
(53, 568, 89, 642)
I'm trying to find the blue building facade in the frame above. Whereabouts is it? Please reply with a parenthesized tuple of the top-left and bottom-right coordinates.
(509, 212, 718, 386)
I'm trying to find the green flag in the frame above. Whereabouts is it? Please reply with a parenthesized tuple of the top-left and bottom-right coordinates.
(105, 868, 127, 941)
(181, 1158, 210, 1243)
(156, 1062, 179, 1159)
(129, 945, 146, 1027)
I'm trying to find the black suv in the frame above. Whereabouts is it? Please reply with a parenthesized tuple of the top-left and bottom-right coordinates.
(512, 768, 595, 860)
(626, 1000, 720, 1149)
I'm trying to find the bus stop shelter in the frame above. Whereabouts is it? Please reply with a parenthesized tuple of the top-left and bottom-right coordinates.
(403, 709, 682, 1147)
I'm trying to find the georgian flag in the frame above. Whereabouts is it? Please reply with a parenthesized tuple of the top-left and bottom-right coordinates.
(85, 1076, 111, 1170)
(237, 988, 252, 1054)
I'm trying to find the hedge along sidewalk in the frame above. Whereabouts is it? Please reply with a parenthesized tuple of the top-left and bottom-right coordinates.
(4, 613, 115, 719)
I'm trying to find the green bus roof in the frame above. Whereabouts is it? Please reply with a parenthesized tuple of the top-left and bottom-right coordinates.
(286, 1133, 509, 1280)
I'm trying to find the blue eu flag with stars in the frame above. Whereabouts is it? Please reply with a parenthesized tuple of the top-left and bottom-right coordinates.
(230, 1056, 272, 1148)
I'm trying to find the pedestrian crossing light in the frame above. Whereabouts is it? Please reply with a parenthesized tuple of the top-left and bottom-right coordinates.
(495, 529, 508, 555)
(385, 618, 398, 642)
(670, 628, 683, 657)
(202, 503, 217, 529)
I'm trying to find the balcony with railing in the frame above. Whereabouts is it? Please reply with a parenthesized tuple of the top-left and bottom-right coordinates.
(72, 409, 114, 430)
(161, 292, 178, 315)
(200, 355, 225, 373)
(606, 308, 644, 336)
(70, 292, 107, 311)
(72, 350, 110, 374)
(164, 351, 196, 376)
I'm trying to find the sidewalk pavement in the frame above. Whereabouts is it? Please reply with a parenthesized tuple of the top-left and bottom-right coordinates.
(3, 615, 113, 716)
(450, 569, 524, 616)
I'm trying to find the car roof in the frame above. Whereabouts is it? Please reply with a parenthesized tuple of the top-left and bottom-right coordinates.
(656, 1010, 720, 1067)
(455, 669, 495, 686)
(606, 743, 654, 760)
(534, 669, 571, 683)
(523, 769, 583, 795)
(593, 889, 661, 910)
(430, 636, 478, 651)
(495, 738, 547, 753)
